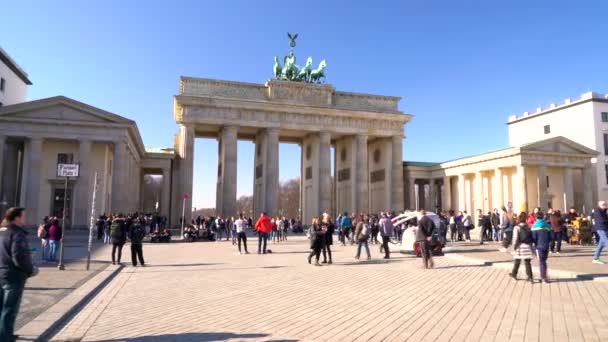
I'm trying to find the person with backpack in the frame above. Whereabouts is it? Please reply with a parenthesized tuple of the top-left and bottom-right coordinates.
(110, 213, 127, 265)
(307, 217, 325, 266)
(354, 214, 371, 261)
(234, 214, 248, 255)
(510, 212, 534, 283)
(592, 201, 608, 264)
(340, 212, 353, 246)
(531, 211, 552, 283)
(129, 216, 145, 267)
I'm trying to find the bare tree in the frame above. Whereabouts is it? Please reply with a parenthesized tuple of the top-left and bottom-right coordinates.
(279, 177, 300, 219)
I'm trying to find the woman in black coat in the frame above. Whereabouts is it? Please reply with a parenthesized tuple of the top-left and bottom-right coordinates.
(307, 217, 325, 266)
(321, 214, 335, 264)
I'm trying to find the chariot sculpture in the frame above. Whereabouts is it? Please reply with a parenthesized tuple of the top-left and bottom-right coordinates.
(273, 33, 327, 84)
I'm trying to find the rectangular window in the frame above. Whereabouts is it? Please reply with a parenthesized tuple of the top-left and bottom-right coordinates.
(0, 78, 5, 92)
(602, 112, 608, 122)
(605, 164, 608, 185)
(604, 134, 608, 156)
(546, 175, 550, 188)
(543, 125, 551, 134)
(57, 153, 74, 165)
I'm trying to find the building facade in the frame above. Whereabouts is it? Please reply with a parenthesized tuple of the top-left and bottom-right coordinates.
(508, 91, 608, 203)
(0, 47, 31, 107)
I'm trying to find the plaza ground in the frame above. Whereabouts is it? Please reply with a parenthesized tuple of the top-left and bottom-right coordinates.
(36, 234, 608, 341)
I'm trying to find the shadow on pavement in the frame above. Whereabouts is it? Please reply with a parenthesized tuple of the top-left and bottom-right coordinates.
(146, 263, 223, 267)
(94, 332, 297, 341)
(435, 264, 492, 269)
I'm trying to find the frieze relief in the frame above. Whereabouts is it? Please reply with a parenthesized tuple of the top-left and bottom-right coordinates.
(186, 106, 404, 134)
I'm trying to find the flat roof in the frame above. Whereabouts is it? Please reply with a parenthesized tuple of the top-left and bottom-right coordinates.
(0, 47, 32, 85)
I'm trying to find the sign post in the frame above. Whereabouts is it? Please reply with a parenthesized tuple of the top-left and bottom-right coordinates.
(86, 172, 98, 271)
(181, 193, 188, 239)
(57, 163, 79, 271)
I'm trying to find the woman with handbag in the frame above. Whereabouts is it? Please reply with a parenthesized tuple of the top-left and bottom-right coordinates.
(510, 212, 534, 283)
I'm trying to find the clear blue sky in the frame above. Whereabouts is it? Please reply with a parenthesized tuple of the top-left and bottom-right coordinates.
(4, 1, 608, 208)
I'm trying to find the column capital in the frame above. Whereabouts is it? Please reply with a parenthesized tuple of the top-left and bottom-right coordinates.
(223, 125, 239, 134)
(318, 131, 331, 142)
(392, 135, 404, 142)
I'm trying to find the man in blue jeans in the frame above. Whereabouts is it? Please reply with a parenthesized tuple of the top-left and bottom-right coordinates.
(592, 201, 608, 264)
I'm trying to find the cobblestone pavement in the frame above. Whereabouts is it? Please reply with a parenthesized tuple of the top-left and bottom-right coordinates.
(52, 235, 608, 342)
(17, 233, 111, 330)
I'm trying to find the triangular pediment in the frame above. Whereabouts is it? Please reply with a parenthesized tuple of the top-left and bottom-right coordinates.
(0, 96, 133, 125)
(520, 136, 598, 156)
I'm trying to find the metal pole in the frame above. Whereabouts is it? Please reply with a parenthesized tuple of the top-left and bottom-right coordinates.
(86, 173, 98, 271)
(58, 176, 68, 270)
(180, 196, 186, 239)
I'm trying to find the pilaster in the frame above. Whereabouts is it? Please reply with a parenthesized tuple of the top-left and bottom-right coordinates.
(75, 139, 93, 227)
(318, 131, 331, 215)
(355, 134, 369, 214)
(391, 135, 404, 212)
(216, 125, 238, 217)
(25, 138, 43, 224)
(563, 168, 574, 212)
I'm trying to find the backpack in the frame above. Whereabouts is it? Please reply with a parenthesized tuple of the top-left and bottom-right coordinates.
(514, 225, 532, 250)
(37, 225, 47, 239)
(110, 220, 124, 239)
(130, 224, 144, 244)
(359, 223, 370, 240)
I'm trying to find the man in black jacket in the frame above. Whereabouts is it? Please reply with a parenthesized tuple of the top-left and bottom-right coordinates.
(129, 217, 145, 267)
(0, 207, 38, 342)
(416, 210, 436, 269)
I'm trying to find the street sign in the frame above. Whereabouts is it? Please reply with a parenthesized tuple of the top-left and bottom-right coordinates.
(57, 163, 80, 177)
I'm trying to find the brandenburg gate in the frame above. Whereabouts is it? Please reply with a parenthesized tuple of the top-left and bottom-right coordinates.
(171, 36, 411, 224)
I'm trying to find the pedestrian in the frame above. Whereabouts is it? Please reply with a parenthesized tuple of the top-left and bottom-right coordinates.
(354, 215, 371, 260)
(0, 207, 38, 342)
(531, 211, 552, 283)
(379, 212, 394, 259)
(462, 211, 472, 242)
(110, 213, 127, 265)
(455, 211, 464, 241)
(103, 216, 112, 245)
(37, 217, 50, 263)
(510, 212, 534, 283)
(417, 209, 435, 269)
(235, 214, 249, 255)
(549, 211, 563, 254)
(321, 213, 334, 264)
(48, 218, 62, 262)
(96, 215, 105, 240)
(491, 208, 501, 241)
(255, 212, 272, 254)
(307, 217, 325, 266)
(371, 215, 380, 245)
(448, 210, 457, 242)
(340, 212, 353, 246)
(129, 217, 145, 267)
(592, 201, 608, 264)
(499, 206, 513, 252)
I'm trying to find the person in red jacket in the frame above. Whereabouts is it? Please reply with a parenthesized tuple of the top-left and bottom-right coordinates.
(255, 212, 272, 254)
(527, 207, 540, 227)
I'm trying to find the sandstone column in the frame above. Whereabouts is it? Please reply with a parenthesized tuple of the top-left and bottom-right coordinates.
(443, 176, 452, 211)
(25, 138, 43, 224)
(179, 125, 195, 224)
(516, 165, 528, 213)
(537, 165, 548, 210)
(474, 171, 483, 213)
(161, 167, 171, 219)
(355, 134, 369, 214)
(408, 177, 416, 210)
(458, 174, 466, 212)
(216, 125, 238, 217)
(494, 168, 503, 209)
(391, 135, 404, 211)
(563, 167, 574, 212)
(429, 179, 437, 211)
(266, 128, 279, 216)
(318, 132, 331, 214)
(112, 141, 127, 213)
(75, 139, 92, 227)
(583, 166, 594, 213)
